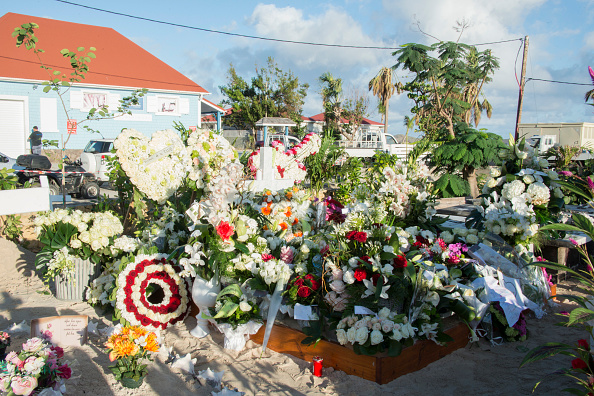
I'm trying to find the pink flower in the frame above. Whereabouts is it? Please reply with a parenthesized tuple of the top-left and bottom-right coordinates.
(10, 376, 38, 396)
(588, 176, 594, 191)
(569, 238, 578, 246)
(6, 352, 24, 369)
(558, 170, 573, 176)
(261, 253, 274, 262)
(589, 66, 594, 80)
(57, 364, 72, 379)
(22, 338, 44, 353)
(280, 246, 294, 264)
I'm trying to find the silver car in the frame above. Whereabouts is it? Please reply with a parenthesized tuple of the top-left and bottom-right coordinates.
(0, 151, 24, 170)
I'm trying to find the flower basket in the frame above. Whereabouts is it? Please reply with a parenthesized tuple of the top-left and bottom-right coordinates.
(119, 374, 146, 389)
(54, 257, 101, 301)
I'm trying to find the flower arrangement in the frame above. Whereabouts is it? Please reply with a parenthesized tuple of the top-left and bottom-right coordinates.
(284, 274, 321, 306)
(34, 209, 123, 282)
(115, 253, 190, 330)
(0, 337, 71, 395)
(186, 128, 238, 190)
(335, 309, 418, 356)
(104, 324, 159, 388)
(475, 135, 564, 248)
(113, 129, 191, 204)
(207, 284, 261, 329)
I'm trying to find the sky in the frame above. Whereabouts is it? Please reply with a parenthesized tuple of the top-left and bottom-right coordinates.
(3, 0, 594, 139)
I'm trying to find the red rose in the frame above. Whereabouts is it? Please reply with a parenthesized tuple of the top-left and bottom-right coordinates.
(354, 268, 367, 282)
(216, 221, 235, 241)
(140, 316, 152, 327)
(346, 231, 357, 240)
(51, 346, 64, 358)
(293, 278, 304, 287)
(297, 286, 311, 298)
(572, 358, 588, 370)
(360, 256, 372, 266)
(354, 232, 368, 243)
(262, 253, 274, 262)
(57, 364, 71, 379)
(578, 339, 590, 350)
(371, 273, 381, 286)
(393, 255, 408, 268)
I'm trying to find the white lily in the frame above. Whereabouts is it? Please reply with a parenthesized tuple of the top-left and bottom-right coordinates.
(362, 276, 390, 299)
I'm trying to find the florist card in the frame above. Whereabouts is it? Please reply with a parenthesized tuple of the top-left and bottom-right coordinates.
(31, 315, 88, 346)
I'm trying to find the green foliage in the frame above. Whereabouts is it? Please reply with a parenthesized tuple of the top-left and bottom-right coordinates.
(433, 173, 470, 198)
(219, 57, 308, 143)
(304, 131, 345, 196)
(0, 215, 24, 243)
(392, 41, 499, 138)
(0, 169, 20, 190)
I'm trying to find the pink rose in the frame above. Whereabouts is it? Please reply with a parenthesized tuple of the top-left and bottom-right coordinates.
(11, 376, 38, 396)
(6, 352, 24, 369)
(22, 337, 44, 353)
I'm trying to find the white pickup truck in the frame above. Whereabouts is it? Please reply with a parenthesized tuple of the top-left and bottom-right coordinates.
(335, 130, 415, 159)
(80, 138, 115, 184)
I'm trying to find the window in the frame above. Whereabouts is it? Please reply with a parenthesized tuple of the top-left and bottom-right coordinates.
(82, 92, 108, 110)
(157, 97, 179, 115)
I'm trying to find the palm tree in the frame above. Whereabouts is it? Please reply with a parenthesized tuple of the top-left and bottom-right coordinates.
(319, 72, 344, 135)
(585, 66, 594, 106)
(369, 67, 396, 135)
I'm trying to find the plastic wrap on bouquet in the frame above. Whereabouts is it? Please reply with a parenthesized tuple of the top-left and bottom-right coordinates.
(213, 321, 263, 351)
(468, 243, 523, 279)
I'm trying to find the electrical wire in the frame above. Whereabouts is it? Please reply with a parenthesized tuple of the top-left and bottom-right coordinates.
(54, 0, 523, 50)
(526, 78, 592, 86)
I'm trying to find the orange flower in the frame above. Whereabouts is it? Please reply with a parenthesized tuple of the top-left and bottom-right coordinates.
(284, 207, 292, 217)
(280, 222, 288, 230)
(261, 206, 272, 216)
(286, 192, 293, 199)
(263, 225, 268, 230)
(143, 333, 160, 353)
(292, 218, 299, 225)
(292, 186, 299, 192)
(294, 231, 303, 237)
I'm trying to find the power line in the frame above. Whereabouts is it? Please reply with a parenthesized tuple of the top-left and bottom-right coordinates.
(526, 77, 592, 86)
(54, 0, 523, 50)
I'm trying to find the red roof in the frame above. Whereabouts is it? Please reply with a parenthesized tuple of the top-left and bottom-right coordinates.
(202, 106, 232, 122)
(304, 113, 383, 126)
(0, 13, 208, 93)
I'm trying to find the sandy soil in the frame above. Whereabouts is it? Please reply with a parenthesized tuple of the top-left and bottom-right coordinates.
(0, 236, 588, 396)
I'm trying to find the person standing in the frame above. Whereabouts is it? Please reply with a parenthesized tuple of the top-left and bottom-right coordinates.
(28, 126, 43, 155)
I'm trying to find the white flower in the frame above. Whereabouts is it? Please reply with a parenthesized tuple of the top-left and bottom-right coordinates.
(526, 182, 550, 205)
(336, 329, 348, 345)
(522, 174, 535, 184)
(343, 269, 355, 284)
(381, 320, 394, 333)
(391, 328, 403, 341)
(239, 301, 252, 312)
(502, 180, 526, 200)
(370, 330, 384, 345)
(490, 167, 501, 177)
(378, 307, 390, 320)
(355, 327, 369, 345)
(346, 327, 357, 344)
(465, 234, 479, 245)
(440, 231, 454, 244)
(538, 158, 549, 168)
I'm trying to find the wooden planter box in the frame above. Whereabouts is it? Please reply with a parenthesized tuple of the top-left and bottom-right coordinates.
(250, 322, 469, 384)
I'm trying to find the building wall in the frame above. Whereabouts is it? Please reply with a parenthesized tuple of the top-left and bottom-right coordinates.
(0, 80, 203, 152)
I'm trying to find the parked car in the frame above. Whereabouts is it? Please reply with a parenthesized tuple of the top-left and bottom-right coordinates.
(80, 139, 115, 184)
(0, 151, 24, 170)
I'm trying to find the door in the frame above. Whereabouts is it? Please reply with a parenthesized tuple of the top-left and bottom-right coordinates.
(0, 96, 28, 158)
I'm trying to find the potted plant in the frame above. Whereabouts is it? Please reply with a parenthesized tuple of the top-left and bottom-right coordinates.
(104, 325, 160, 388)
(34, 208, 123, 301)
(0, 336, 72, 395)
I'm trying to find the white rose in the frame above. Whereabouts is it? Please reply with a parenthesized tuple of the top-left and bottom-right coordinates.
(440, 231, 454, 244)
(492, 225, 502, 235)
(538, 158, 549, 168)
(381, 320, 394, 333)
(370, 330, 384, 345)
(490, 167, 501, 177)
(336, 329, 348, 345)
(522, 174, 535, 184)
(466, 234, 479, 245)
(391, 328, 403, 341)
(239, 301, 252, 312)
(378, 307, 390, 320)
(355, 327, 369, 345)
(343, 269, 355, 285)
(346, 327, 357, 343)
(486, 178, 498, 188)
(372, 322, 382, 332)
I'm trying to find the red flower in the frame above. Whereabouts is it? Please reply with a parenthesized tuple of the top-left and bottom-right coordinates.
(371, 273, 381, 286)
(297, 286, 311, 298)
(572, 358, 588, 370)
(51, 346, 64, 359)
(354, 232, 368, 243)
(360, 256, 372, 266)
(262, 253, 274, 262)
(354, 268, 367, 282)
(277, 165, 285, 178)
(216, 221, 235, 241)
(346, 231, 357, 240)
(57, 364, 72, 379)
(305, 274, 320, 291)
(578, 339, 590, 350)
(393, 255, 408, 268)
(293, 278, 304, 287)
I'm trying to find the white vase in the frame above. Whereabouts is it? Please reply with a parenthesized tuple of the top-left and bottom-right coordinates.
(190, 274, 220, 338)
(54, 257, 100, 301)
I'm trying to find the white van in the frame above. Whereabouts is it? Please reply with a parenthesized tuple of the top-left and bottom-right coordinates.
(80, 139, 115, 184)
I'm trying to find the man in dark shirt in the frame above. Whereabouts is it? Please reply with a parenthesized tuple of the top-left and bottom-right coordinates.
(28, 126, 42, 155)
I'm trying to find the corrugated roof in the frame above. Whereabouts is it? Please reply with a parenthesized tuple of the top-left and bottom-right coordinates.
(305, 113, 383, 126)
(0, 12, 208, 94)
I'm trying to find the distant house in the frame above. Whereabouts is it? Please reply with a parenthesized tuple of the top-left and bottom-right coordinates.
(301, 113, 385, 135)
(0, 12, 221, 157)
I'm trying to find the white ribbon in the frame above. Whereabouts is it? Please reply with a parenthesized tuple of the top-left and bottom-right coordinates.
(261, 280, 286, 353)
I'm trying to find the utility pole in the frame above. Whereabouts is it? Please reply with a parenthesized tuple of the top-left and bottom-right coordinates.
(514, 36, 529, 141)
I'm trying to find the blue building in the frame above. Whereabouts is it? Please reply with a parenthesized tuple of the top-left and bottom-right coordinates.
(0, 12, 222, 158)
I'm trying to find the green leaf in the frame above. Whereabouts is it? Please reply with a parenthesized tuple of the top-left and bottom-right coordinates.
(77, 46, 85, 51)
(519, 342, 575, 367)
(568, 308, 594, 326)
(43, 85, 51, 93)
(216, 283, 243, 300)
(212, 300, 239, 319)
(387, 339, 403, 357)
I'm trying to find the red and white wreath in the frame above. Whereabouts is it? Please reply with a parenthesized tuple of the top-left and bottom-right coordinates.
(116, 253, 190, 330)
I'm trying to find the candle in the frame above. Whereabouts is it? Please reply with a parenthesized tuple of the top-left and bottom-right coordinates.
(312, 356, 323, 377)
